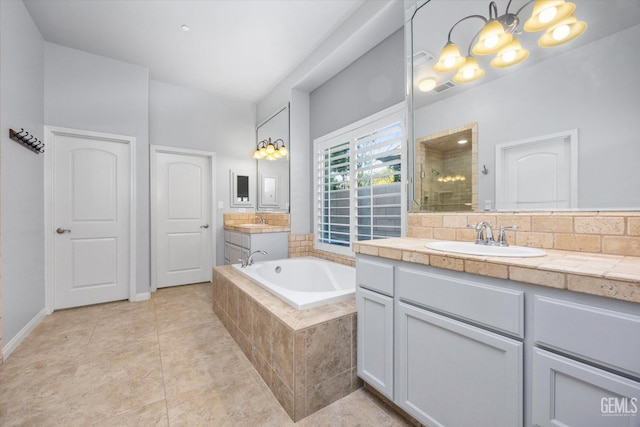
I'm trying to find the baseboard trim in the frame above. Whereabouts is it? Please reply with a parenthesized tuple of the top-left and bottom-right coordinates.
(131, 292, 150, 302)
(2, 308, 47, 361)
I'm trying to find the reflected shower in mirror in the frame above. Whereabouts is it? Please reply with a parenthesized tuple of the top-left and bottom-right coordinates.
(408, 0, 640, 211)
(415, 123, 477, 212)
(256, 104, 290, 212)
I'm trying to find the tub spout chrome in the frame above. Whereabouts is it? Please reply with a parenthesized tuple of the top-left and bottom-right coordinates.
(242, 250, 268, 267)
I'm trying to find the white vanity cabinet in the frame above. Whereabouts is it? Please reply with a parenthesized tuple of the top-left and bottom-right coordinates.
(532, 296, 640, 427)
(355, 253, 640, 427)
(356, 257, 395, 400)
(395, 265, 524, 427)
(223, 230, 288, 265)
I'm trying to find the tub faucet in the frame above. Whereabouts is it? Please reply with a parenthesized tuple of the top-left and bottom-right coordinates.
(242, 250, 268, 268)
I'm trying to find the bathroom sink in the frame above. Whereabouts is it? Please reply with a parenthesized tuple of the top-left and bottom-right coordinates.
(425, 241, 546, 257)
(238, 223, 268, 227)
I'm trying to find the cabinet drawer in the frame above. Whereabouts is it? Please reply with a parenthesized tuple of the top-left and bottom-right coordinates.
(397, 266, 524, 338)
(226, 231, 249, 249)
(356, 257, 394, 296)
(534, 296, 640, 377)
(532, 348, 640, 427)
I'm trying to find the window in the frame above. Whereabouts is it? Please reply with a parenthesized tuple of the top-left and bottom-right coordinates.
(314, 104, 405, 255)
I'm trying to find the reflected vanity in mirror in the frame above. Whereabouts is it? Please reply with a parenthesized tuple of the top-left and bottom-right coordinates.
(256, 104, 290, 212)
(408, 0, 640, 212)
(230, 171, 253, 207)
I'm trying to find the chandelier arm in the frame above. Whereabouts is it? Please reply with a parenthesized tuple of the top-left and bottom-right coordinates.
(514, 0, 535, 17)
(446, 14, 488, 42)
(489, 1, 498, 20)
(466, 28, 484, 56)
(505, 0, 514, 14)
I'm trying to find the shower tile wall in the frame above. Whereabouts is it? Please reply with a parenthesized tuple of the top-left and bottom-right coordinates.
(422, 146, 472, 211)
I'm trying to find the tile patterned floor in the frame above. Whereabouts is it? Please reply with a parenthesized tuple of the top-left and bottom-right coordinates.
(0, 283, 411, 426)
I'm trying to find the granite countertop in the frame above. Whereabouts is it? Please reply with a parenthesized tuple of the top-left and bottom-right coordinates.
(224, 224, 290, 234)
(352, 238, 640, 304)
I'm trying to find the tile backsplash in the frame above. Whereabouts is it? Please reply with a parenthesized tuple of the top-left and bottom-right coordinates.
(224, 212, 290, 227)
(408, 211, 640, 257)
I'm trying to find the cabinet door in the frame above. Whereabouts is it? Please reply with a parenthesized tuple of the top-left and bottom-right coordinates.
(227, 243, 243, 265)
(357, 287, 394, 400)
(395, 301, 523, 427)
(532, 348, 640, 427)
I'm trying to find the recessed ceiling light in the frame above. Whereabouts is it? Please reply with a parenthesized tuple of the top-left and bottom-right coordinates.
(181, 24, 190, 32)
(418, 78, 437, 92)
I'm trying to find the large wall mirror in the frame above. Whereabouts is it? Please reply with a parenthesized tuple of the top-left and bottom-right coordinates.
(408, 0, 640, 212)
(256, 104, 290, 212)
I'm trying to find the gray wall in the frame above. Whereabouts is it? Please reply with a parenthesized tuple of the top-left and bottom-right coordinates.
(414, 24, 640, 210)
(305, 28, 405, 233)
(290, 89, 311, 233)
(310, 28, 405, 140)
(0, 0, 45, 347)
(149, 80, 256, 266)
(44, 42, 151, 294)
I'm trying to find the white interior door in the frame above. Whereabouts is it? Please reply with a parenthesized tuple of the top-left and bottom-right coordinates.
(53, 132, 132, 309)
(154, 151, 212, 288)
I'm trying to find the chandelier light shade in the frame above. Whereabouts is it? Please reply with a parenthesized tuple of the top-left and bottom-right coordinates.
(429, 0, 585, 85)
(253, 138, 288, 161)
(472, 20, 513, 55)
(490, 38, 530, 68)
(453, 57, 485, 83)
(538, 14, 587, 47)
(523, 0, 576, 32)
(433, 42, 466, 72)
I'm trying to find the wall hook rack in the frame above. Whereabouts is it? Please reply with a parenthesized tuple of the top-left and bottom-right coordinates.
(9, 128, 44, 154)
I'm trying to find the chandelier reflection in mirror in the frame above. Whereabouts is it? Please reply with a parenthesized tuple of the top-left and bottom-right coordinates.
(253, 137, 288, 160)
(431, 0, 587, 85)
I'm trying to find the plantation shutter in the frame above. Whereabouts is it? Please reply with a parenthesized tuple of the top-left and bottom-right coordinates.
(316, 140, 351, 247)
(353, 120, 403, 241)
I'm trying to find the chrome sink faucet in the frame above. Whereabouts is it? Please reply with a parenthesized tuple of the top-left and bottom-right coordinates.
(468, 221, 518, 246)
(241, 250, 268, 268)
(472, 221, 494, 245)
(255, 215, 266, 225)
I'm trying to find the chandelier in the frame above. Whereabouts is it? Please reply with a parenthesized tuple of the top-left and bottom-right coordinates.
(432, 0, 587, 84)
(253, 138, 288, 160)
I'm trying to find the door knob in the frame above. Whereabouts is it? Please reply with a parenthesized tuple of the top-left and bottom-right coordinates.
(200, 224, 209, 229)
(56, 228, 71, 234)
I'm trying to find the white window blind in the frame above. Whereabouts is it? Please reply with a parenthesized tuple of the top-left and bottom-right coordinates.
(354, 120, 403, 241)
(314, 104, 405, 255)
(316, 140, 351, 248)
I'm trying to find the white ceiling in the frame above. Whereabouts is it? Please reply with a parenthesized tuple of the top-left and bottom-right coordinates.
(24, 0, 365, 103)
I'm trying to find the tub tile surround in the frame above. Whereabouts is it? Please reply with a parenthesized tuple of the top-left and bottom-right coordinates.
(212, 266, 360, 422)
(288, 233, 355, 267)
(353, 211, 640, 303)
(224, 212, 291, 233)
